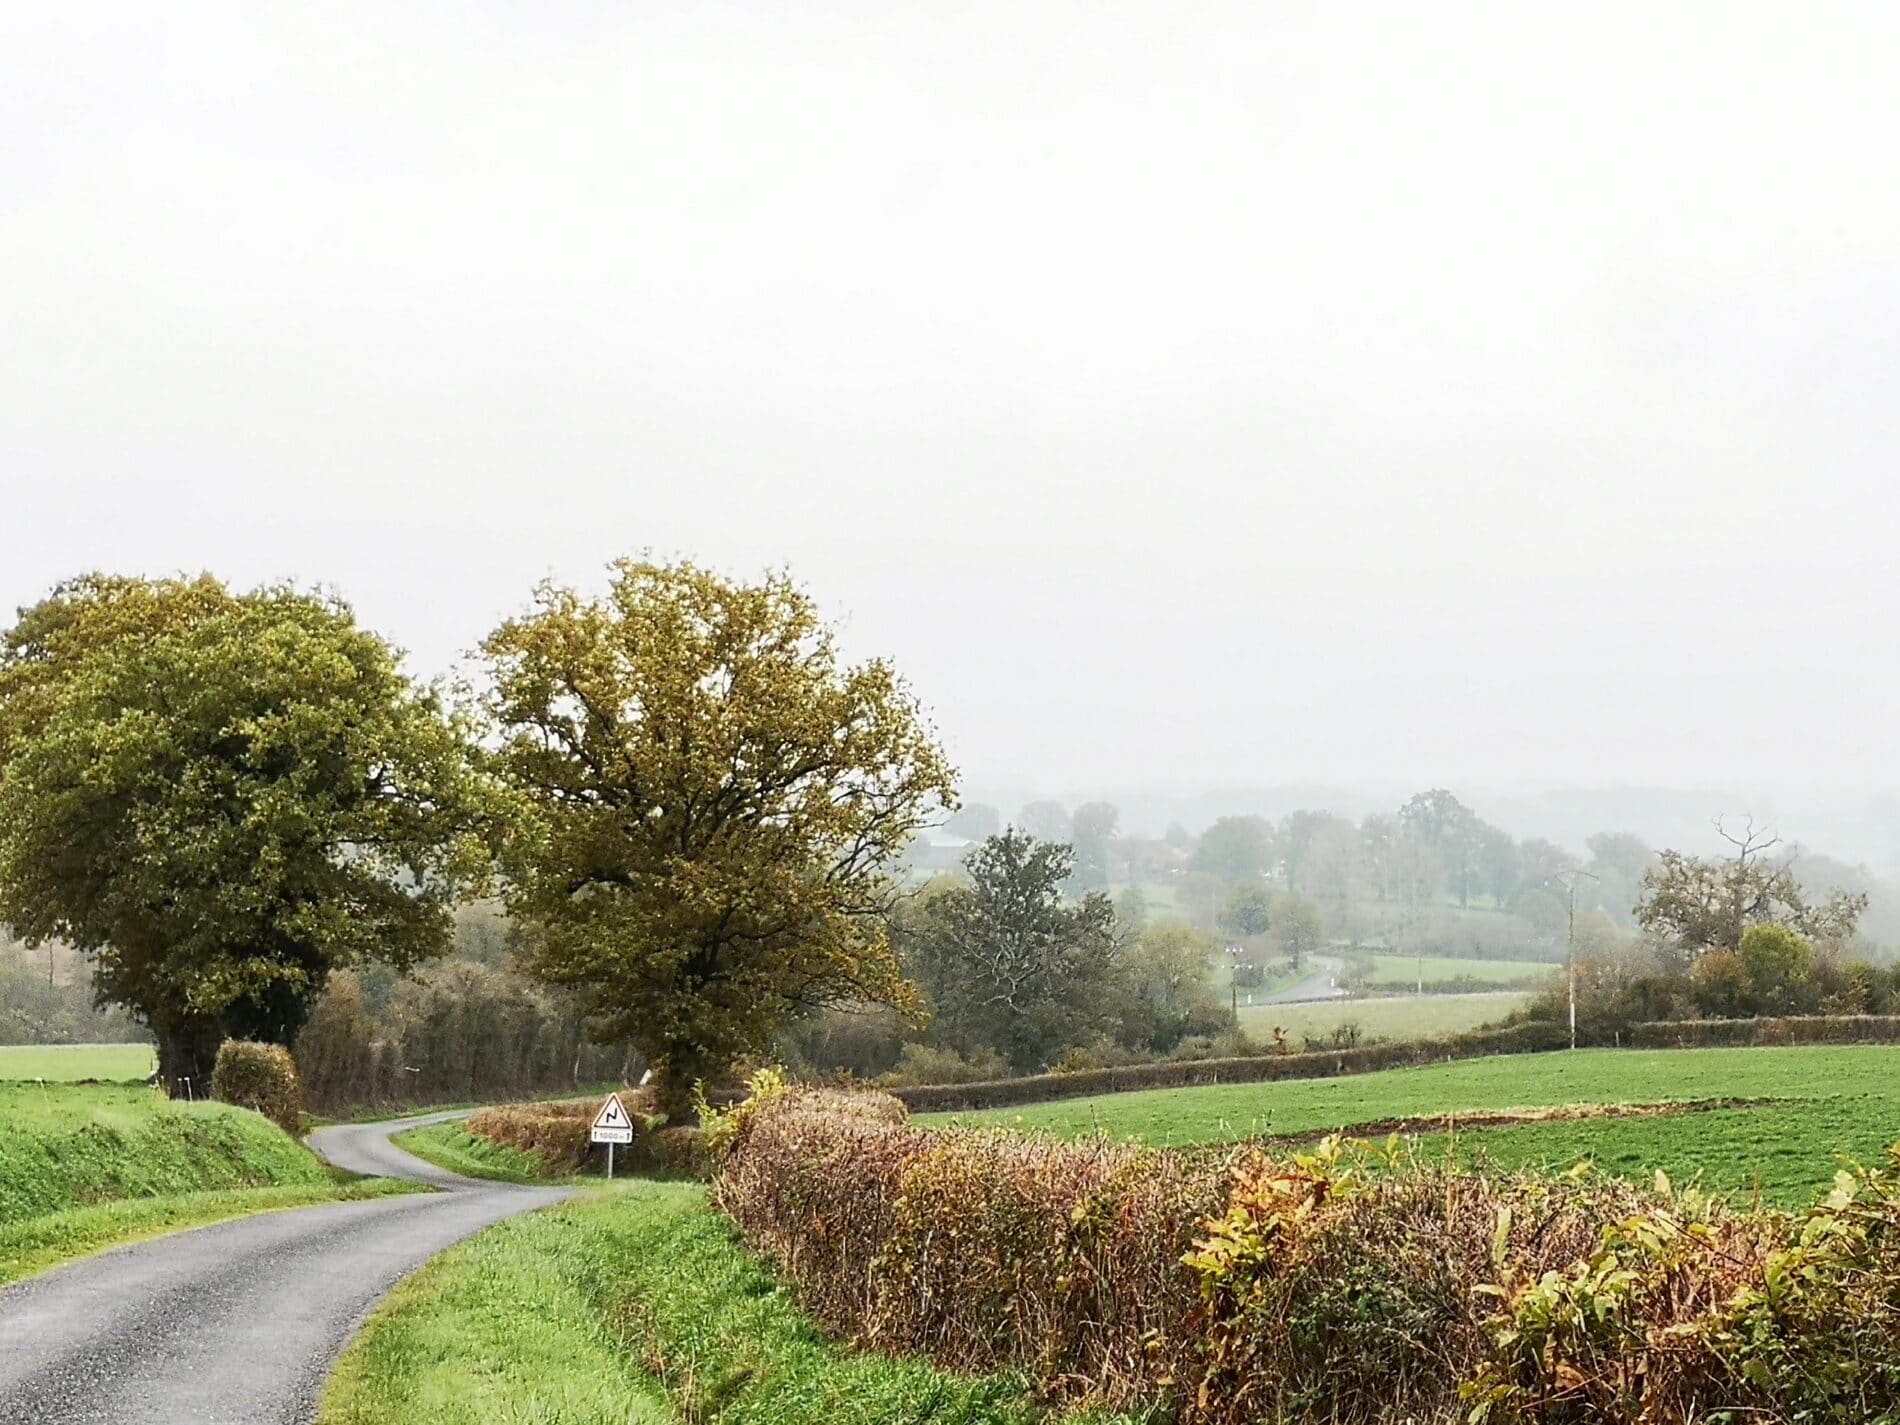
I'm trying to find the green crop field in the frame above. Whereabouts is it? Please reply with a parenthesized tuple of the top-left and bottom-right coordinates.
(929, 1044, 1900, 1208)
(1234, 991, 1531, 1043)
(1359, 952, 1555, 989)
(0, 1042, 156, 1081)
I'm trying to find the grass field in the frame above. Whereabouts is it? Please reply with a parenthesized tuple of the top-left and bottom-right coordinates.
(929, 1044, 1900, 1208)
(320, 1182, 1097, 1425)
(0, 1042, 155, 1081)
(1358, 953, 1555, 989)
(1234, 991, 1532, 1043)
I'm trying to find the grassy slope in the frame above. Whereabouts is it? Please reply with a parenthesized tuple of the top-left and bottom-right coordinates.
(0, 1042, 156, 1081)
(0, 1083, 335, 1223)
(0, 1081, 407, 1281)
(321, 1182, 1087, 1425)
(1234, 991, 1531, 1042)
(929, 1045, 1900, 1207)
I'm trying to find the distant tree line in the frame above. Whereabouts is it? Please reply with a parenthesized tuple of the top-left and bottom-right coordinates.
(1537, 817, 1900, 1036)
(0, 934, 144, 1046)
(936, 787, 1663, 964)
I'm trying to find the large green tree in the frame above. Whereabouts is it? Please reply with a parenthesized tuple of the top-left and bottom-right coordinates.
(1191, 815, 1274, 885)
(482, 560, 954, 1116)
(899, 830, 1121, 1073)
(1635, 820, 1865, 960)
(0, 575, 493, 1091)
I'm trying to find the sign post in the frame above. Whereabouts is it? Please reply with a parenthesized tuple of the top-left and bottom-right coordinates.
(590, 1092, 635, 1179)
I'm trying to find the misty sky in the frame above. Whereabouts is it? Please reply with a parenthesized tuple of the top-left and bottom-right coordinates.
(4, 4, 1898, 799)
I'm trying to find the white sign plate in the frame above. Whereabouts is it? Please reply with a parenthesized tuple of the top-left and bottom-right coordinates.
(590, 1092, 635, 1145)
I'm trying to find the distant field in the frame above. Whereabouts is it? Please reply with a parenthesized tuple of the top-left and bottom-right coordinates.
(927, 1044, 1900, 1207)
(0, 1043, 155, 1082)
(1359, 953, 1555, 989)
(1235, 991, 1532, 1044)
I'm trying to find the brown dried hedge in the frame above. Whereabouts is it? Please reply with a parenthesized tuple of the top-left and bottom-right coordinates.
(890, 1020, 1570, 1113)
(211, 1039, 304, 1138)
(714, 1086, 1900, 1424)
(465, 1091, 652, 1175)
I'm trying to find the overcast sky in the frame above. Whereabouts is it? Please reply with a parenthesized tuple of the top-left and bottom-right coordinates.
(4, 4, 1897, 798)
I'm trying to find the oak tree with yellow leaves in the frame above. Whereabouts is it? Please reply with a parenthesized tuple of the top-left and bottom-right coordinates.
(481, 561, 955, 1117)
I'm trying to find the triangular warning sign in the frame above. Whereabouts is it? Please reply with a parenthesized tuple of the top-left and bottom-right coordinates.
(592, 1093, 632, 1132)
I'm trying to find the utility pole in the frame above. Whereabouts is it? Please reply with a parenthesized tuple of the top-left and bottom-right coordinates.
(1546, 866, 1599, 1051)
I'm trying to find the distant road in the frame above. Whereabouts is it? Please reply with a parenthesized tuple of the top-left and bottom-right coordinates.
(0, 1111, 568, 1424)
(1259, 953, 1348, 1004)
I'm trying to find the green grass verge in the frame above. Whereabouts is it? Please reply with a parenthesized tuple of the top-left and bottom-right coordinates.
(0, 1178, 421, 1286)
(0, 1042, 156, 1082)
(391, 1122, 573, 1185)
(931, 1045, 1900, 1208)
(1234, 991, 1531, 1043)
(0, 1082, 336, 1224)
(320, 1182, 1120, 1425)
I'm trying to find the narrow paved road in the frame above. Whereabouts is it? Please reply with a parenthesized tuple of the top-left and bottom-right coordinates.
(1260, 952, 1348, 1003)
(0, 1112, 570, 1425)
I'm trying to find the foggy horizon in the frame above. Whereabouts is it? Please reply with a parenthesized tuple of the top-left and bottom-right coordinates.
(8, 5, 1900, 799)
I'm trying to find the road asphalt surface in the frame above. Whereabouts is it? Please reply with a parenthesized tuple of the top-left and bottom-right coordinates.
(1259, 952, 1348, 1003)
(0, 1110, 571, 1425)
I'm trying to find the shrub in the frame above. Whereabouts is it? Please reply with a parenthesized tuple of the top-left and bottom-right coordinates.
(464, 1090, 654, 1175)
(624, 1125, 712, 1180)
(877, 1041, 1009, 1087)
(211, 1039, 305, 1138)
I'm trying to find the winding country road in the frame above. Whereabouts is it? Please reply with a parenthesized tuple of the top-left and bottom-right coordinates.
(1259, 952, 1349, 1003)
(0, 1112, 569, 1425)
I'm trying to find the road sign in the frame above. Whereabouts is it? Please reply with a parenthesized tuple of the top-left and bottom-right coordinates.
(590, 1093, 635, 1145)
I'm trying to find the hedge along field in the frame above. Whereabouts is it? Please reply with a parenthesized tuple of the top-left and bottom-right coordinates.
(714, 1080, 1900, 1425)
(926, 1045, 1900, 1206)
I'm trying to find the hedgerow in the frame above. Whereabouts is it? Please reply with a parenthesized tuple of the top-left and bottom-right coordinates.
(711, 1076, 1900, 1424)
(1630, 1013, 1900, 1048)
(889, 1021, 1570, 1113)
(464, 1098, 625, 1175)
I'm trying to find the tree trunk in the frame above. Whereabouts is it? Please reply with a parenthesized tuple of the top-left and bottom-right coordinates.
(154, 1013, 223, 1098)
(652, 1041, 718, 1125)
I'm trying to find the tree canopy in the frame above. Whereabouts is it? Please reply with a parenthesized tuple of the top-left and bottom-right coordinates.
(898, 830, 1123, 1073)
(1635, 820, 1865, 959)
(482, 560, 954, 1113)
(0, 574, 493, 1090)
